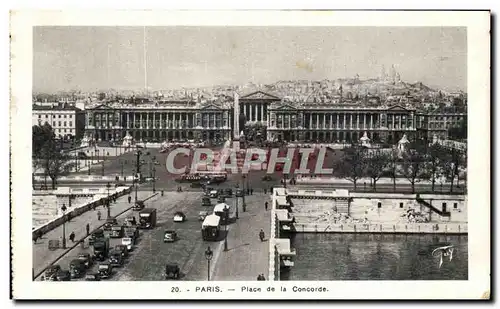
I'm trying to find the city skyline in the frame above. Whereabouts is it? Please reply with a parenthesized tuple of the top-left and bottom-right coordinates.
(33, 26, 467, 93)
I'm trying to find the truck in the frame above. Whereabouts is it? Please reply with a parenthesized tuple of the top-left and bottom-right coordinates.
(138, 208, 157, 229)
(93, 238, 110, 261)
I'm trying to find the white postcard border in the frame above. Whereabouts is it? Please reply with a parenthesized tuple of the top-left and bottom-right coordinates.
(10, 10, 490, 300)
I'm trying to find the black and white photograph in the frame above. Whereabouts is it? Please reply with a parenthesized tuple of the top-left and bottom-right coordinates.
(10, 10, 490, 300)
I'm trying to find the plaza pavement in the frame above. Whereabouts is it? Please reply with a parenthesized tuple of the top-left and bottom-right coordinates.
(211, 192, 271, 281)
(32, 191, 156, 277)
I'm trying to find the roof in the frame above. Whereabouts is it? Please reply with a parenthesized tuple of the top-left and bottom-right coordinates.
(213, 203, 230, 213)
(202, 214, 220, 227)
(32, 104, 82, 112)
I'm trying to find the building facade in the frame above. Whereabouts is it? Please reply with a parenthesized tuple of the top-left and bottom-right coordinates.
(82, 90, 467, 144)
(32, 103, 86, 140)
(85, 100, 232, 142)
(266, 101, 417, 143)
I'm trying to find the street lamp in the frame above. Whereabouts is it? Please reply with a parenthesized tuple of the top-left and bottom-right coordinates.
(96, 149, 100, 162)
(88, 152, 93, 175)
(101, 161, 105, 176)
(133, 169, 139, 203)
(235, 184, 239, 219)
(106, 182, 111, 219)
(223, 205, 229, 252)
(152, 166, 156, 193)
(204, 246, 213, 281)
(242, 175, 247, 212)
(61, 204, 67, 249)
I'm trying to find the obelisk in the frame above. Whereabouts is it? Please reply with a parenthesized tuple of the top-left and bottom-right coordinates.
(233, 92, 240, 151)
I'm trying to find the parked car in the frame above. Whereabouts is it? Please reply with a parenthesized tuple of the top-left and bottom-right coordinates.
(173, 212, 186, 223)
(85, 273, 101, 281)
(55, 270, 71, 281)
(89, 229, 104, 245)
(164, 264, 180, 280)
(198, 211, 210, 221)
(108, 251, 124, 267)
(110, 225, 124, 238)
(103, 218, 118, 230)
(209, 190, 218, 198)
(133, 200, 145, 211)
(224, 188, 233, 197)
(77, 253, 93, 269)
(235, 189, 244, 197)
(114, 245, 129, 258)
(217, 196, 226, 203)
(41, 265, 61, 281)
(98, 263, 113, 279)
(69, 259, 86, 279)
(201, 197, 212, 207)
(163, 230, 177, 243)
(121, 237, 133, 251)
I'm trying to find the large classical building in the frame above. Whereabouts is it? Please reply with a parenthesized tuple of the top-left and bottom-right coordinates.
(82, 90, 466, 144)
(85, 99, 233, 142)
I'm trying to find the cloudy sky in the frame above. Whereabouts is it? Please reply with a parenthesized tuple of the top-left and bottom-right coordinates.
(33, 26, 466, 92)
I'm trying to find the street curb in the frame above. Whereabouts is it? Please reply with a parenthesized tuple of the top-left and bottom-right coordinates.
(33, 192, 160, 280)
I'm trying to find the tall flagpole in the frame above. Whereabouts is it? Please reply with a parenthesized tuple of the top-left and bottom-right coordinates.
(143, 26, 147, 97)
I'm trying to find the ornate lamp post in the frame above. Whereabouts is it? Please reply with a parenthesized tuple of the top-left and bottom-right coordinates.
(235, 184, 239, 219)
(152, 166, 156, 193)
(96, 149, 100, 162)
(61, 204, 67, 249)
(106, 182, 111, 218)
(101, 160, 105, 176)
(223, 205, 229, 252)
(133, 169, 139, 203)
(204, 246, 213, 281)
(242, 175, 247, 212)
(88, 152, 93, 175)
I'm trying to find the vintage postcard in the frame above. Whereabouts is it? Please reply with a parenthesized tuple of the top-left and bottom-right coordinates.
(10, 10, 490, 300)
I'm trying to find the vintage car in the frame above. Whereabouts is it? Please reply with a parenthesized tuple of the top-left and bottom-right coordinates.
(124, 226, 139, 240)
(89, 229, 105, 245)
(69, 259, 86, 279)
(164, 264, 180, 280)
(235, 189, 244, 197)
(114, 245, 129, 258)
(108, 250, 124, 267)
(217, 196, 226, 203)
(201, 197, 212, 207)
(85, 273, 101, 281)
(77, 253, 93, 269)
(163, 230, 177, 243)
(121, 237, 134, 251)
(133, 200, 145, 211)
(173, 212, 186, 223)
(198, 211, 210, 221)
(209, 190, 218, 198)
(262, 175, 273, 181)
(41, 265, 61, 281)
(103, 218, 118, 230)
(224, 188, 233, 197)
(124, 216, 137, 226)
(98, 263, 113, 279)
(110, 225, 124, 238)
(55, 270, 71, 281)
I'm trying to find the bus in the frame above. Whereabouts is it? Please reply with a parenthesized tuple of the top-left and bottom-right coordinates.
(201, 214, 221, 241)
(213, 203, 230, 225)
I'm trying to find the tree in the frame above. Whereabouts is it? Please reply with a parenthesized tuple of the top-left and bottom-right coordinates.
(40, 140, 75, 189)
(441, 148, 466, 193)
(401, 144, 427, 194)
(387, 147, 400, 192)
(336, 144, 367, 190)
(365, 150, 390, 192)
(423, 143, 446, 192)
(447, 118, 467, 141)
(32, 123, 55, 158)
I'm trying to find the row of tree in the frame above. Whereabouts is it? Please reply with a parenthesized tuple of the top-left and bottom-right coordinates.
(335, 142, 467, 193)
(32, 124, 74, 189)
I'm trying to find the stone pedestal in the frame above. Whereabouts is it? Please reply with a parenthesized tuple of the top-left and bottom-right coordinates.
(232, 139, 240, 152)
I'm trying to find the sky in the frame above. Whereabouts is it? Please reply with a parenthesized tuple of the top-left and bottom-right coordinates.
(33, 26, 467, 93)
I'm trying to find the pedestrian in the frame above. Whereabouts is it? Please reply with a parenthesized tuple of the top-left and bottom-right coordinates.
(263, 188, 267, 195)
(97, 210, 102, 221)
(86, 223, 90, 236)
(69, 232, 75, 243)
(128, 195, 132, 204)
(250, 188, 253, 195)
(265, 201, 268, 211)
(259, 229, 265, 242)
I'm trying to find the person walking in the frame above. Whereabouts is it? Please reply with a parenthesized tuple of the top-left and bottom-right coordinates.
(86, 223, 90, 236)
(97, 210, 102, 221)
(128, 195, 132, 204)
(69, 232, 75, 243)
(265, 201, 268, 211)
(259, 229, 265, 242)
(250, 188, 253, 195)
(263, 188, 267, 195)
